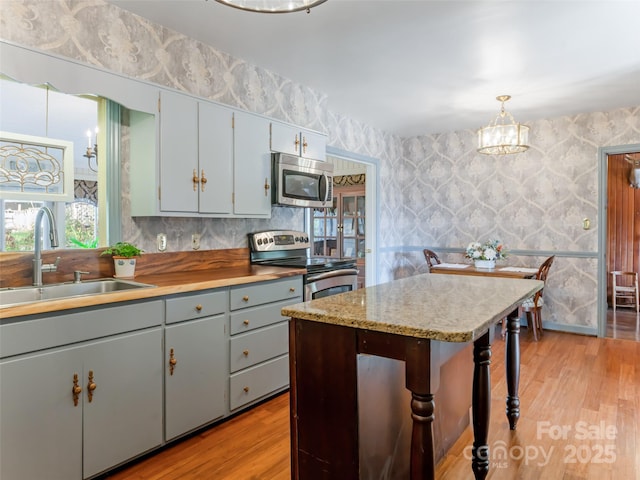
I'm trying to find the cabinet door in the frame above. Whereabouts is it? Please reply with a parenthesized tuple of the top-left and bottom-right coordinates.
(198, 102, 233, 214)
(233, 111, 271, 216)
(83, 328, 163, 479)
(270, 121, 300, 156)
(300, 129, 326, 161)
(165, 315, 227, 441)
(0, 347, 83, 480)
(159, 90, 199, 212)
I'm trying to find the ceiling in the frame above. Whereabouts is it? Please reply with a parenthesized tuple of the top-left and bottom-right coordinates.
(109, 0, 640, 137)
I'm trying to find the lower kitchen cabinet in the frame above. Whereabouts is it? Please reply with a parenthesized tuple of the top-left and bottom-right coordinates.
(165, 315, 227, 440)
(0, 327, 163, 480)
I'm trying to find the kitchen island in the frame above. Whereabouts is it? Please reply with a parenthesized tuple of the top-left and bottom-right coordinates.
(283, 273, 542, 480)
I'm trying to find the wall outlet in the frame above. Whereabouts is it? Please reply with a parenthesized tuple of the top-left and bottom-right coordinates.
(157, 233, 167, 252)
(191, 233, 201, 250)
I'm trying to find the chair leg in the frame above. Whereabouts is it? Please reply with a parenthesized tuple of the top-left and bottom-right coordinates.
(534, 307, 543, 339)
(500, 317, 507, 339)
(525, 311, 538, 341)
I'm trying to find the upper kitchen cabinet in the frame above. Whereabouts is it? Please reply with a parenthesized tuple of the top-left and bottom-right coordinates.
(233, 110, 272, 217)
(270, 121, 326, 161)
(157, 90, 234, 215)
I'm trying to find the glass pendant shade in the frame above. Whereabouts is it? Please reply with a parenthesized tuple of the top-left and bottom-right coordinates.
(214, 0, 327, 13)
(477, 95, 530, 155)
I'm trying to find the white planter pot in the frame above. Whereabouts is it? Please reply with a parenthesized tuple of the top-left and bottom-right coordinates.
(113, 257, 137, 278)
(474, 259, 496, 269)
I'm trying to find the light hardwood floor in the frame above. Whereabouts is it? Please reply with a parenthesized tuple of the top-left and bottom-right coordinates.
(104, 330, 639, 480)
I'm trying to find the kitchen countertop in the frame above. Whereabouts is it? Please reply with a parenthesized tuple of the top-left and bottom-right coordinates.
(282, 273, 543, 342)
(0, 265, 306, 319)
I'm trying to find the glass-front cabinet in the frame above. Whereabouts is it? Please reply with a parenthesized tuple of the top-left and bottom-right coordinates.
(311, 185, 366, 288)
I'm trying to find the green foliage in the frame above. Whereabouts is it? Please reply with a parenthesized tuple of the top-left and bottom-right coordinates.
(69, 237, 99, 249)
(101, 241, 143, 258)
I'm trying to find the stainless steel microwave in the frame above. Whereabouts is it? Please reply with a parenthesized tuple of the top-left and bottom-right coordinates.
(272, 152, 333, 208)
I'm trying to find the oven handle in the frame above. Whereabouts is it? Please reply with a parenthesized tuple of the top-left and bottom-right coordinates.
(306, 268, 359, 283)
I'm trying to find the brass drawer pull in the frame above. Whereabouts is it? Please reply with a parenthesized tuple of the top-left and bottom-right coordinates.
(195, 304, 203, 312)
(289, 287, 295, 293)
(87, 370, 97, 403)
(243, 295, 249, 302)
(243, 320, 250, 326)
(243, 350, 249, 356)
(72, 373, 82, 407)
(243, 386, 250, 393)
(169, 348, 177, 375)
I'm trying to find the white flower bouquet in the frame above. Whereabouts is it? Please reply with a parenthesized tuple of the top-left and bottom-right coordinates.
(465, 239, 507, 261)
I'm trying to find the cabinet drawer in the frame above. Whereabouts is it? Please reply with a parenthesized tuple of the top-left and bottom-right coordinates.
(229, 298, 298, 335)
(165, 289, 227, 324)
(230, 277, 302, 311)
(0, 300, 163, 359)
(229, 354, 289, 411)
(229, 322, 288, 373)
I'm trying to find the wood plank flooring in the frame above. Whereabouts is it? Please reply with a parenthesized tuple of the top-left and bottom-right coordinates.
(606, 307, 640, 341)
(103, 330, 639, 480)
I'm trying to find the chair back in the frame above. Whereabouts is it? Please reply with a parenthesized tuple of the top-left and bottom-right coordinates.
(423, 249, 441, 270)
(533, 256, 555, 304)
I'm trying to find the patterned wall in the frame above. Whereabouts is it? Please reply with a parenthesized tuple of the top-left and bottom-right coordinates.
(3, 0, 640, 331)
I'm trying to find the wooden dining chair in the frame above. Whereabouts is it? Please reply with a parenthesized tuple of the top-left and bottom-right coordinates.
(520, 255, 555, 341)
(611, 271, 640, 313)
(423, 249, 441, 272)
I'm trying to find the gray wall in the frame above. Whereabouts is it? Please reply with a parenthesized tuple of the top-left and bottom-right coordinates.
(3, 0, 640, 332)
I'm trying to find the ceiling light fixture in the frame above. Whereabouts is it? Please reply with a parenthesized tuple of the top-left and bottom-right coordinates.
(213, 0, 327, 14)
(477, 95, 530, 155)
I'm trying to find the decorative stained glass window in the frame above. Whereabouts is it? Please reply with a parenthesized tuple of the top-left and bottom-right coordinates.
(0, 132, 73, 201)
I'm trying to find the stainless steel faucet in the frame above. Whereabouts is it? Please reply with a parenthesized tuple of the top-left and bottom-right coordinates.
(33, 206, 60, 286)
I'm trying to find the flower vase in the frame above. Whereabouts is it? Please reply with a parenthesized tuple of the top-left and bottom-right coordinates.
(474, 259, 496, 269)
(113, 257, 137, 278)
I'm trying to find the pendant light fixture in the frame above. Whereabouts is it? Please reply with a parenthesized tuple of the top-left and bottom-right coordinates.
(213, 0, 327, 13)
(477, 95, 530, 155)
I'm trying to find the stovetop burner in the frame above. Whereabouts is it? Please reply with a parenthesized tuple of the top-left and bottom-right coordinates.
(248, 230, 357, 275)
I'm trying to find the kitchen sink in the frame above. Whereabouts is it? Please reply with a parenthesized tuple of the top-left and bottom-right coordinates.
(0, 278, 156, 308)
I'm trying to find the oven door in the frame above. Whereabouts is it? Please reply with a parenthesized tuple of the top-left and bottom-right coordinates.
(305, 269, 358, 301)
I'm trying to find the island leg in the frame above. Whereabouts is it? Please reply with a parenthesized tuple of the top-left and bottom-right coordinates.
(472, 331, 491, 480)
(405, 338, 435, 480)
(505, 310, 521, 430)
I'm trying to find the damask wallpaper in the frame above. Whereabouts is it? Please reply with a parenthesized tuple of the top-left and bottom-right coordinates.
(2, 0, 640, 332)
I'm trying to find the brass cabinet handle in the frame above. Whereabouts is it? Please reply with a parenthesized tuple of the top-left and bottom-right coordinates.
(243, 386, 250, 393)
(200, 169, 207, 192)
(243, 350, 249, 356)
(87, 370, 97, 403)
(302, 136, 308, 154)
(289, 287, 296, 293)
(243, 295, 249, 302)
(294, 134, 299, 151)
(264, 178, 270, 196)
(195, 304, 203, 311)
(72, 373, 82, 407)
(192, 169, 199, 192)
(243, 319, 250, 326)
(169, 348, 177, 375)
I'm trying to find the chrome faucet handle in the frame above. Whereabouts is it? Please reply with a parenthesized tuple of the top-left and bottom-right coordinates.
(42, 256, 61, 273)
(73, 270, 90, 283)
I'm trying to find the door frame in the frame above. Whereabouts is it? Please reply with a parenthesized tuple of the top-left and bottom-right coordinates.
(598, 143, 640, 337)
(321, 147, 379, 287)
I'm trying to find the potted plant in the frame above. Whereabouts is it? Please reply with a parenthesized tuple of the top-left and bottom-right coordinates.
(101, 241, 143, 278)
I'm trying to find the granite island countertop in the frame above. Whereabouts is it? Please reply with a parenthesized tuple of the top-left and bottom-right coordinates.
(282, 273, 543, 342)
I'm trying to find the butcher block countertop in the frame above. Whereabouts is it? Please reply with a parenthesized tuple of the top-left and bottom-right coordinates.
(0, 264, 305, 319)
(283, 273, 542, 342)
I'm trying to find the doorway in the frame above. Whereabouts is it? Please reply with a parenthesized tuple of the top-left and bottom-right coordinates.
(602, 147, 640, 341)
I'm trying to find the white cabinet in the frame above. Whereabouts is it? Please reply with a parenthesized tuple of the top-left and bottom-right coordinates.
(164, 290, 228, 441)
(0, 301, 163, 480)
(158, 90, 234, 215)
(270, 121, 327, 161)
(228, 276, 302, 411)
(233, 110, 272, 217)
